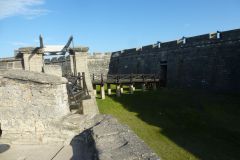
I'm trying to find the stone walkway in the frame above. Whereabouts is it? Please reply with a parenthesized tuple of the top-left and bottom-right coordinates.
(0, 144, 67, 160)
(0, 144, 93, 160)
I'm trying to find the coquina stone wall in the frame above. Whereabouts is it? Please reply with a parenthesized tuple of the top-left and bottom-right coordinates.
(0, 58, 23, 71)
(0, 70, 72, 144)
(0, 58, 24, 78)
(43, 53, 111, 79)
(87, 53, 111, 77)
(107, 29, 240, 92)
(44, 56, 72, 76)
(44, 64, 63, 76)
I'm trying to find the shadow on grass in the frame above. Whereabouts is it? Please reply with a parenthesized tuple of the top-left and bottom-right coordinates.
(107, 88, 240, 160)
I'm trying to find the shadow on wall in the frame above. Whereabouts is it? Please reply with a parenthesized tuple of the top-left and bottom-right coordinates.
(0, 144, 10, 154)
(70, 129, 99, 160)
(108, 89, 240, 160)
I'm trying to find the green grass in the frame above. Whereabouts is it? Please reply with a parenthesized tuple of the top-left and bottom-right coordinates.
(96, 86, 240, 160)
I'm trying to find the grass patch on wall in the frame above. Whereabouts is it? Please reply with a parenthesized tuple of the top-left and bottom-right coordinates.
(96, 86, 240, 160)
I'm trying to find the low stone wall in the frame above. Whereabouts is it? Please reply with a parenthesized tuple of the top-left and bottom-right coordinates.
(0, 57, 23, 70)
(0, 69, 8, 78)
(0, 70, 71, 144)
(44, 59, 72, 76)
(93, 115, 160, 160)
(44, 64, 63, 76)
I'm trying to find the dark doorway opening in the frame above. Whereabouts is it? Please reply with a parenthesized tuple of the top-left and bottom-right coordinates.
(160, 65, 167, 87)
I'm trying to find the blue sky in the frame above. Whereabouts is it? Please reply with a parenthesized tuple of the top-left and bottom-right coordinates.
(0, 0, 240, 58)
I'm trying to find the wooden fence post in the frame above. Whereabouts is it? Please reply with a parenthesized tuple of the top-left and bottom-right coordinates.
(100, 74, 105, 99)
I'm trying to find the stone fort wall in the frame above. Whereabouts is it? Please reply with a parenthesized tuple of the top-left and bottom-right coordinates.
(43, 53, 111, 78)
(87, 53, 111, 77)
(107, 29, 240, 92)
(44, 56, 71, 76)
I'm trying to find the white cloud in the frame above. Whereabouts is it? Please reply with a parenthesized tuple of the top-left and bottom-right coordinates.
(0, 0, 49, 20)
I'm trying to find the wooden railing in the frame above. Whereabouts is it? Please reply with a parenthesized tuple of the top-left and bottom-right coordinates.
(91, 74, 160, 85)
(65, 72, 89, 110)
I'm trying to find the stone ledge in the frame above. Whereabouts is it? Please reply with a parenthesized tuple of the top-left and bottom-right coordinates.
(3, 70, 67, 84)
(69, 46, 89, 53)
(85, 114, 160, 160)
(15, 47, 44, 58)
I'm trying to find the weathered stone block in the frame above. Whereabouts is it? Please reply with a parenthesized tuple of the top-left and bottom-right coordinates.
(82, 99, 99, 115)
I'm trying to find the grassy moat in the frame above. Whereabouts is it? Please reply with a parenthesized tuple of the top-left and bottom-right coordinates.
(96, 86, 240, 160)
